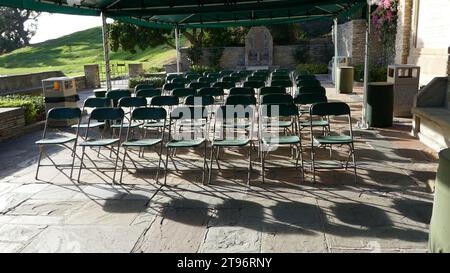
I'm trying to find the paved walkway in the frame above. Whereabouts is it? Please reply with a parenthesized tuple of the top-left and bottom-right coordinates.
(0, 79, 437, 253)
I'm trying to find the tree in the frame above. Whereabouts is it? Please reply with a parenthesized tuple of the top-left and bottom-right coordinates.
(0, 8, 40, 54)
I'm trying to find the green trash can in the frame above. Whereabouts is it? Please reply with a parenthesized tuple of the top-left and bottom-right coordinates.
(429, 148, 450, 253)
(366, 82, 394, 128)
(337, 66, 354, 94)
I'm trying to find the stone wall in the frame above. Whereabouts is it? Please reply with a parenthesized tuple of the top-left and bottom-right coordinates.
(84, 64, 100, 89)
(334, 20, 384, 66)
(0, 107, 25, 142)
(179, 38, 332, 70)
(0, 71, 65, 96)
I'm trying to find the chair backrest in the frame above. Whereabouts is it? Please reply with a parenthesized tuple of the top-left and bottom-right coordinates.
(118, 97, 147, 108)
(271, 80, 292, 88)
(260, 103, 299, 118)
(225, 95, 256, 106)
(136, 88, 162, 98)
(207, 72, 221, 78)
(186, 74, 200, 82)
(131, 107, 167, 121)
(197, 87, 224, 97)
(253, 71, 269, 77)
(222, 76, 240, 83)
(310, 102, 350, 117)
(219, 70, 233, 77)
(229, 87, 255, 96)
(271, 75, 290, 81)
(106, 89, 131, 103)
(294, 93, 328, 105)
(150, 95, 179, 106)
(172, 77, 190, 85)
(184, 95, 215, 106)
(166, 73, 183, 82)
(212, 81, 235, 89)
(247, 75, 267, 82)
(171, 88, 196, 98)
(297, 86, 326, 95)
(243, 80, 265, 89)
(90, 107, 124, 121)
(296, 74, 316, 81)
(189, 82, 210, 90)
(163, 82, 185, 92)
(198, 77, 216, 84)
(215, 105, 254, 121)
(134, 84, 154, 93)
(170, 106, 208, 120)
(297, 79, 321, 88)
(47, 107, 81, 120)
(275, 68, 290, 73)
(260, 86, 286, 95)
(83, 97, 112, 108)
(261, 93, 293, 105)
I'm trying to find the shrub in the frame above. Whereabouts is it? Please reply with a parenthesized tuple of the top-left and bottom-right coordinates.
(187, 45, 203, 66)
(146, 66, 165, 73)
(294, 44, 310, 64)
(128, 76, 165, 89)
(208, 47, 224, 70)
(189, 65, 219, 74)
(296, 63, 328, 75)
(353, 64, 387, 82)
(0, 95, 45, 124)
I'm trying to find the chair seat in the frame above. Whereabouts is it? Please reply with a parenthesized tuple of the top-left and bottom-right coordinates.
(122, 139, 162, 147)
(141, 121, 171, 128)
(167, 138, 206, 148)
(79, 138, 119, 146)
(36, 136, 77, 145)
(222, 121, 251, 129)
(263, 120, 293, 128)
(300, 120, 329, 127)
(111, 122, 143, 129)
(72, 121, 105, 129)
(314, 135, 353, 145)
(262, 135, 300, 145)
(213, 139, 250, 147)
(179, 121, 207, 128)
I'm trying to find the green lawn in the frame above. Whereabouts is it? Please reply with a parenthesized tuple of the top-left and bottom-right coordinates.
(0, 27, 180, 76)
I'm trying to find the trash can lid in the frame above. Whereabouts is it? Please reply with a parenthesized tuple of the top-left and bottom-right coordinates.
(369, 82, 394, 86)
(439, 148, 450, 162)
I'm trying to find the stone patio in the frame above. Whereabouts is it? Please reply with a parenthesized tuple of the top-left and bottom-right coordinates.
(0, 78, 437, 253)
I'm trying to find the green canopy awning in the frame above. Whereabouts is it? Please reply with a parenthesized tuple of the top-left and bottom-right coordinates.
(0, 0, 367, 29)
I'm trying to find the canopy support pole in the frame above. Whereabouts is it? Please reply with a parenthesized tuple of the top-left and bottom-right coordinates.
(101, 12, 112, 90)
(175, 26, 180, 74)
(334, 17, 338, 94)
(360, 2, 371, 129)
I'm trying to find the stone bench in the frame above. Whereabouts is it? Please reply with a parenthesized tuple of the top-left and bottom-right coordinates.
(412, 77, 450, 151)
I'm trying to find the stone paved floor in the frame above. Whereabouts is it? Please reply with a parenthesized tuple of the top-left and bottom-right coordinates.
(0, 79, 437, 253)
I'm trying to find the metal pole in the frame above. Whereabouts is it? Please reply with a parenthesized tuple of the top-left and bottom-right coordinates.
(334, 18, 339, 93)
(175, 26, 180, 74)
(361, 1, 371, 128)
(101, 12, 112, 90)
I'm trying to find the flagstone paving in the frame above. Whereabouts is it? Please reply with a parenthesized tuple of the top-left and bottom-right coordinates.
(0, 79, 437, 253)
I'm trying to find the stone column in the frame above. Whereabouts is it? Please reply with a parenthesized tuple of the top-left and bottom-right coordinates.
(128, 63, 144, 78)
(395, 0, 413, 64)
(84, 64, 100, 88)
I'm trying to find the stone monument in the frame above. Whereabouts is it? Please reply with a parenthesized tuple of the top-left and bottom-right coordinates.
(245, 27, 273, 68)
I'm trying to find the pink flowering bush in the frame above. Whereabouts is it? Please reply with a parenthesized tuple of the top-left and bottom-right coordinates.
(370, 0, 398, 65)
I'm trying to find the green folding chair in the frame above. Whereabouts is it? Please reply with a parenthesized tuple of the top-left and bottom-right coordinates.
(134, 84, 154, 93)
(166, 73, 183, 82)
(143, 95, 179, 130)
(171, 88, 196, 101)
(259, 103, 304, 183)
(163, 82, 185, 94)
(136, 88, 162, 106)
(186, 74, 201, 83)
(296, 74, 316, 81)
(212, 81, 235, 91)
(229, 87, 255, 96)
(297, 86, 326, 96)
(106, 89, 131, 107)
(260, 94, 295, 135)
(271, 75, 290, 81)
(260, 86, 286, 95)
(222, 76, 240, 85)
(119, 107, 167, 183)
(72, 97, 111, 130)
(219, 70, 233, 77)
(309, 102, 356, 183)
(243, 80, 265, 89)
(297, 79, 321, 88)
(111, 97, 147, 138)
(198, 77, 217, 84)
(35, 107, 82, 180)
(197, 87, 224, 104)
(172, 77, 190, 85)
(189, 81, 210, 91)
(77, 107, 125, 184)
(247, 75, 267, 82)
(209, 105, 255, 185)
(164, 106, 210, 185)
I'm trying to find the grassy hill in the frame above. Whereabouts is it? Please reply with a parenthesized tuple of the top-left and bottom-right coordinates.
(0, 27, 180, 76)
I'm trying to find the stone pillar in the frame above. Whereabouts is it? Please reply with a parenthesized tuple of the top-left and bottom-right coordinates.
(395, 0, 413, 64)
(84, 64, 100, 88)
(128, 63, 144, 78)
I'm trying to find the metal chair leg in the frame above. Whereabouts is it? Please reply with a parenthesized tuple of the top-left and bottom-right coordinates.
(119, 146, 128, 184)
(163, 146, 170, 185)
(69, 143, 77, 179)
(156, 142, 164, 183)
(112, 144, 121, 184)
(77, 146, 86, 183)
(202, 141, 208, 185)
(261, 150, 265, 183)
(35, 146, 44, 180)
(247, 145, 252, 185)
(208, 146, 214, 185)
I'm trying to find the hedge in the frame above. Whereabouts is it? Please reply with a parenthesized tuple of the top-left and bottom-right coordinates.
(0, 95, 45, 124)
(129, 76, 165, 89)
(295, 63, 328, 75)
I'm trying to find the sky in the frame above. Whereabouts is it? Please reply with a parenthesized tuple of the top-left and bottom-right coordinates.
(29, 13, 107, 44)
